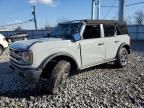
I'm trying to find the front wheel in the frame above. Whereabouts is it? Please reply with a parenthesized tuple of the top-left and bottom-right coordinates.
(48, 60, 71, 94)
(115, 47, 129, 67)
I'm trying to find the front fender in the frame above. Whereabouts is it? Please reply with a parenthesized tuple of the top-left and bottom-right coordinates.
(39, 52, 79, 69)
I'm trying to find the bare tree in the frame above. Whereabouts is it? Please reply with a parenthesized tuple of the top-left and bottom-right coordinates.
(134, 10, 144, 25)
(125, 16, 133, 25)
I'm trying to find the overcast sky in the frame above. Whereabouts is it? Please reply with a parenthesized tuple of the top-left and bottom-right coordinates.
(0, 0, 144, 30)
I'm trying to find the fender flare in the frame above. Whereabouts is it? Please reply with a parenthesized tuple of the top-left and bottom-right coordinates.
(0, 44, 4, 50)
(116, 43, 131, 58)
(39, 52, 79, 69)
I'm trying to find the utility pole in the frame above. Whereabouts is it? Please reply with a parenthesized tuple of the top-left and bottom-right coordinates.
(91, 0, 96, 20)
(119, 0, 125, 21)
(91, 0, 101, 20)
(32, 5, 38, 30)
(96, 0, 101, 19)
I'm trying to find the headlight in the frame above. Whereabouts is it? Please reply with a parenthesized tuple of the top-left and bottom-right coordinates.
(3, 37, 6, 41)
(22, 50, 33, 65)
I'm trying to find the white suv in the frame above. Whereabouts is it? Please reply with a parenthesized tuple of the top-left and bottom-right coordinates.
(9, 20, 131, 94)
(0, 34, 8, 56)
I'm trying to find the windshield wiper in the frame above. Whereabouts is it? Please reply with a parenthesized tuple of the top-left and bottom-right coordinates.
(51, 34, 72, 40)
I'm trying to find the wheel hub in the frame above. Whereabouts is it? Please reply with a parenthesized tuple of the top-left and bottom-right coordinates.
(120, 50, 127, 65)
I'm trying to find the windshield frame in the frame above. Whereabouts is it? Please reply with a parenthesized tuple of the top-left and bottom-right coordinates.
(50, 23, 82, 40)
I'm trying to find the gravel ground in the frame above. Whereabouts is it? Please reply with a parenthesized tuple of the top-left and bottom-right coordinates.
(0, 49, 144, 108)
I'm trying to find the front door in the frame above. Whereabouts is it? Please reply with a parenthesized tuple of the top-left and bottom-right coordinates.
(80, 24, 105, 68)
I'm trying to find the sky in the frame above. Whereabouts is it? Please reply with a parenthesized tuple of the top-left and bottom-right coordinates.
(0, 0, 144, 30)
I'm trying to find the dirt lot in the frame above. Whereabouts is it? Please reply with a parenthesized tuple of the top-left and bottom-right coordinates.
(0, 41, 144, 107)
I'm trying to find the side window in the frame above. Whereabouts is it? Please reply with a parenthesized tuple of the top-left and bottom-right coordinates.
(83, 25, 101, 39)
(103, 24, 116, 37)
(119, 24, 128, 34)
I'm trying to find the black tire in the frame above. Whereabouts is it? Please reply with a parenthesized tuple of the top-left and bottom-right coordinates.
(48, 60, 71, 94)
(115, 47, 128, 67)
(0, 46, 4, 56)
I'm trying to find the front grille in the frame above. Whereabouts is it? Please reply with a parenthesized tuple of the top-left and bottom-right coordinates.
(10, 48, 24, 64)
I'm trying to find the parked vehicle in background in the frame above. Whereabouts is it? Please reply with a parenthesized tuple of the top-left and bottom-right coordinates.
(8, 32, 28, 43)
(0, 34, 8, 56)
(9, 20, 131, 94)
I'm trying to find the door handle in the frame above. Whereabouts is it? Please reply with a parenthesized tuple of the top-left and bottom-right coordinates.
(115, 40, 120, 43)
(98, 43, 104, 46)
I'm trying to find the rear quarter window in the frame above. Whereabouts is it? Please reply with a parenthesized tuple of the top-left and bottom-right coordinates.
(118, 24, 128, 35)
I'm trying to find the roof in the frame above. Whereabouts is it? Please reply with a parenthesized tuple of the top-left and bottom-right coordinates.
(61, 19, 126, 25)
(83, 20, 126, 25)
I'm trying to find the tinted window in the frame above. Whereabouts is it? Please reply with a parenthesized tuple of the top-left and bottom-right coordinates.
(118, 24, 128, 34)
(103, 24, 116, 37)
(83, 25, 101, 39)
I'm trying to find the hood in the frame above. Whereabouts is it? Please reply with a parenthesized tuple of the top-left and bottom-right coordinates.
(10, 38, 64, 50)
(0, 34, 5, 39)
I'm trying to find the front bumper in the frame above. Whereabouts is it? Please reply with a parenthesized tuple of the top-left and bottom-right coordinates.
(9, 62, 42, 82)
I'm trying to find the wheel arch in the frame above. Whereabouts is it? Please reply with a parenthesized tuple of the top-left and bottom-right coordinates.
(0, 44, 4, 50)
(39, 53, 79, 78)
(116, 43, 131, 58)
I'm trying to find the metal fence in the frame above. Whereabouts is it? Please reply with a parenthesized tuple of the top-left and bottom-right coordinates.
(127, 25, 144, 40)
(0, 25, 144, 40)
(0, 29, 52, 39)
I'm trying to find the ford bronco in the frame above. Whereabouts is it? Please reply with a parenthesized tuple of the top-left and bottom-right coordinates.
(9, 20, 131, 94)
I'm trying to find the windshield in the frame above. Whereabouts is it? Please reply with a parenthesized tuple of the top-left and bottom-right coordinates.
(51, 23, 82, 39)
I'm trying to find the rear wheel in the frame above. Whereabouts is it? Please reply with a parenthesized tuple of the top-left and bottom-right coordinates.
(48, 60, 71, 94)
(0, 46, 4, 56)
(115, 47, 128, 67)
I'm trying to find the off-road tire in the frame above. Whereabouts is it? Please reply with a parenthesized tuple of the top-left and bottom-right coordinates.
(0, 46, 4, 56)
(115, 47, 128, 67)
(48, 60, 71, 94)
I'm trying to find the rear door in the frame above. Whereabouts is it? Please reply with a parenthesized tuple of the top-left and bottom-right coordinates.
(80, 24, 105, 68)
(103, 24, 121, 60)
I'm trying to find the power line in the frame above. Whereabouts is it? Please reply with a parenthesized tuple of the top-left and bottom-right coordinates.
(103, 0, 116, 19)
(101, 5, 118, 8)
(0, 19, 33, 28)
(101, 1, 144, 8)
(126, 2, 144, 7)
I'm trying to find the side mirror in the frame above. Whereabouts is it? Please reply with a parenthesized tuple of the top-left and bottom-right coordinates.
(72, 33, 81, 42)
